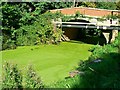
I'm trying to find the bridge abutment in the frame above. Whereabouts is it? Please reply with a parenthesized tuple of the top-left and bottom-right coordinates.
(102, 29, 118, 44)
(110, 30, 118, 43)
(102, 31, 111, 44)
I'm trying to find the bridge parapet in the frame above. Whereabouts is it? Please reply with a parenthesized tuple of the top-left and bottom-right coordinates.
(50, 7, 120, 17)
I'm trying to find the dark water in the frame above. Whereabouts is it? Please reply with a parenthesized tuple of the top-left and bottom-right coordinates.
(63, 28, 107, 46)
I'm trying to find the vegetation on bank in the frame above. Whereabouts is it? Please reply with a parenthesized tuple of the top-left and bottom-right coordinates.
(3, 34, 120, 88)
(48, 33, 120, 88)
(2, 42, 93, 88)
(2, 62, 44, 89)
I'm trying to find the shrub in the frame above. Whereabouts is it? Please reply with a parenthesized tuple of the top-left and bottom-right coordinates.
(16, 12, 63, 46)
(111, 37, 119, 47)
(118, 32, 120, 53)
(2, 33, 17, 50)
(75, 11, 84, 19)
(88, 44, 101, 52)
(110, 32, 120, 53)
(105, 14, 118, 20)
(25, 65, 44, 88)
(2, 62, 23, 89)
(2, 11, 64, 50)
(89, 44, 117, 60)
(16, 25, 38, 46)
(2, 62, 44, 89)
(75, 11, 81, 19)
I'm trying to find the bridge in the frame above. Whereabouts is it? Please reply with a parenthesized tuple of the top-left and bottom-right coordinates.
(50, 7, 120, 44)
(50, 7, 120, 17)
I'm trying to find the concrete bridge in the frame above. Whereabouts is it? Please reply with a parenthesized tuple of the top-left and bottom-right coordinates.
(50, 7, 120, 44)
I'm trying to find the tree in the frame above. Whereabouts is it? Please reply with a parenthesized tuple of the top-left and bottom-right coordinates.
(95, 2, 116, 10)
(116, 1, 120, 10)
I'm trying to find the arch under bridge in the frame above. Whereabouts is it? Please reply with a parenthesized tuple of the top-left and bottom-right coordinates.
(53, 18, 119, 44)
(51, 7, 120, 44)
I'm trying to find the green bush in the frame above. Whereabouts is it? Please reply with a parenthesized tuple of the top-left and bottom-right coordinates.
(89, 44, 117, 60)
(2, 62, 44, 89)
(2, 62, 23, 89)
(118, 32, 120, 53)
(105, 14, 118, 20)
(16, 25, 38, 46)
(2, 33, 17, 50)
(110, 32, 120, 53)
(111, 37, 119, 47)
(25, 65, 44, 88)
(75, 11, 84, 19)
(2, 3, 64, 50)
(88, 44, 101, 52)
(16, 12, 63, 46)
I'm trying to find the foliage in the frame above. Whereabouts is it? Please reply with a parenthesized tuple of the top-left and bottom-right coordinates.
(2, 3, 21, 50)
(32, 2, 49, 15)
(62, 12, 85, 22)
(74, 11, 84, 19)
(97, 18, 105, 22)
(116, 1, 120, 10)
(88, 33, 120, 60)
(2, 62, 44, 89)
(116, 32, 120, 53)
(104, 14, 118, 20)
(2, 62, 23, 89)
(62, 15, 74, 22)
(2, 33, 17, 50)
(53, 52, 120, 88)
(49, 2, 73, 9)
(73, 2, 117, 10)
(78, 53, 120, 88)
(25, 65, 44, 88)
(2, 2, 67, 50)
(89, 44, 117, 60)
(2, 3, 22, 30)
(44, 11, 63, 21)
(111, 37, 119, 47)
(95, 2, 117, 10)
(16, 12, 63, 46)
(88, 44, 101, 52)
(48, 76, 80, 88)
(16, 25, 38, 46)
(81, 2, 96, 8)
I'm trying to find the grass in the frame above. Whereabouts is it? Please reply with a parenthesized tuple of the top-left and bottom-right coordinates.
(2, 41, 94, 85)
